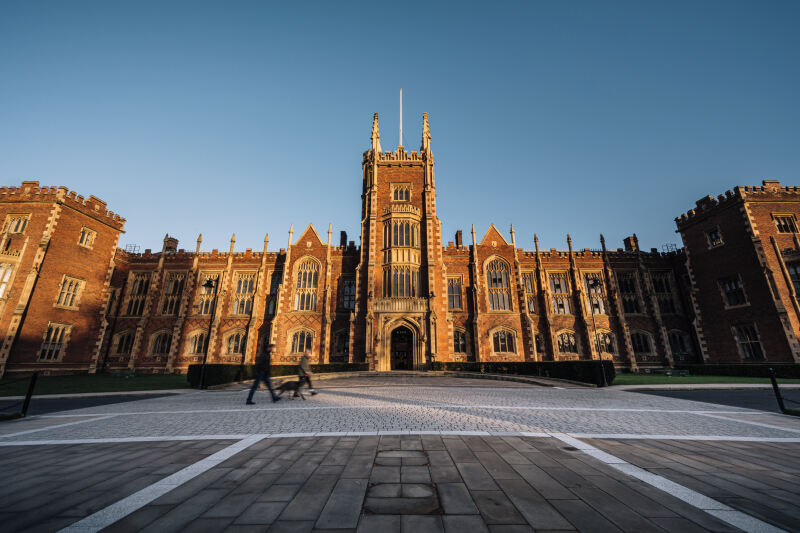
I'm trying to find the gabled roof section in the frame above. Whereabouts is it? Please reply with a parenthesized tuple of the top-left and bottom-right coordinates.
(294, 223, 324, 246)
(479, 224, 509, 246)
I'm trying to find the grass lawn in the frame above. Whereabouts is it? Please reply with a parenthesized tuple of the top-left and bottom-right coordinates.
(613, 374, 800, 386)
(0, 373, 190, 396)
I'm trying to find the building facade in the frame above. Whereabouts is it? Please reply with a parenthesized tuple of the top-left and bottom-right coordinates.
(0, 114, 796, 377)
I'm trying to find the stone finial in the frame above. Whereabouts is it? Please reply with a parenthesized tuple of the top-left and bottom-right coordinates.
(534, 233, 539, 252)
(471, 223, 476, 245)
(263, 233, 269, 253)
(327, 223, 332, 245)
(288, 223, 294, 246)
(196, 234, 202, 254)
(421, 112, 431, 151)
(567, 234, 573, 252)
(229, 233, 236, 253)
(371, 113, 382, 152)
(510, 224, 516, 245)
(600, 233, 607, 252)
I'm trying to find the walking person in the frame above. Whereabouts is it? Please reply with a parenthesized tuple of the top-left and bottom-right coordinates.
(297, 349, 317, 396)
(247, 343, 280, 404)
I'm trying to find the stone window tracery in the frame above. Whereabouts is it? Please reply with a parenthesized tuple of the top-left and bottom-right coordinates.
(774, 215, 798, 234)
(584, 273, 605, 315)
(114, 331, 134, 355)
(668, 330, 692, 359)
(0, 263, 14, 298)
(549, 273, 570, 314)
(291, 329, 313, 354)
(267, 271, 282, 315)
(78, 226, 97, 248)
(55, 276, 85, 309)
(196, 273, 219, 315)
(392, 185, 411, 202)
(342, 278, 356, 310)
(226, 332, 246, 355)
(39, 322, 71, 361)
(447, 277, 462, 310)
(126, 273, 151, 316)
(385, 266, 419, 298)
(486, 259, 511, 311)
(732, 324, 764, 361)
(522, 272, 536, 313)
(652, 271, 677, 314)
(4, 214, 29, 234)
(189, 332, 206, 355)
(492, 330, 515, 353)
(295, 259, 319, 311)
(453, 329, 467, 353)
(630, 332, 652, 356)
(233, 272, 255, 315)
(720, 276, 747, 306)
(161, 272, 186, 316)
(557, 332, 578, 354)
(151, 331, 172, 356)
(617, 272, 642, 314)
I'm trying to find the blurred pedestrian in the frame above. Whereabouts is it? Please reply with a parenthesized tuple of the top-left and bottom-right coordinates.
(247, 343, 280, 404)
(298, 350, 317, 396)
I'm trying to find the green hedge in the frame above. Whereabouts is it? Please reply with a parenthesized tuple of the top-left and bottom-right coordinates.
(674, 363, 800, 379)
(430, 361, 615, 387)
(186, 363, 369, 388)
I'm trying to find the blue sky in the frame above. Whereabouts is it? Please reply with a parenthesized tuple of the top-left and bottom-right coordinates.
(1, 1, 798, 253)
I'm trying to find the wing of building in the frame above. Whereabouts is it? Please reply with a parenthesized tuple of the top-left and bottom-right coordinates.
(0, 115, 797, 377)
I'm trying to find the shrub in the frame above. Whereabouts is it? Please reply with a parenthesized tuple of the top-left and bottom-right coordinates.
(673, 363, 800, 379)
(186, 363, 369, 388)
(430, 360, 615, 387)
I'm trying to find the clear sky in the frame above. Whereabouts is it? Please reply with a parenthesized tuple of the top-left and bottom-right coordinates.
(1, 1, 798, 254)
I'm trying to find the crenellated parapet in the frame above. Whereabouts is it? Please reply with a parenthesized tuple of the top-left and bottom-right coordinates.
(675, 180, 800, 229)
(0, 180, 125, 229)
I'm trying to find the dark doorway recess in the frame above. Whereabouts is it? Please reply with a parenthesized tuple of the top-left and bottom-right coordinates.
(391, 326, 413, 370)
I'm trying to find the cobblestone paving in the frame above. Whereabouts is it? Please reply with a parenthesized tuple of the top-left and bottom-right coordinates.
(1, 381, 798, 442)
(1, 376, 799, 532)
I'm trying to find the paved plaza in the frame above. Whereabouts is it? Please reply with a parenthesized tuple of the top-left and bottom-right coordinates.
(1, 375, 799, 532)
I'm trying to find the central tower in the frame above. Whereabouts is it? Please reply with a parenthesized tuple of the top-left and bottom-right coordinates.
(354, 113, 447, 370)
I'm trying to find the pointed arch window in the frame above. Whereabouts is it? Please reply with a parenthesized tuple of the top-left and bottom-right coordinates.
(115, 332, 134, 355)
(295, 259, 319, 311)
(189, 332, 207, 355)
(233, 272, 255, 315)
(453, 329, 467, 353)
(492, 330, 515, 353)
(486, 259, 511, 311)
(226, 332, 246, 355)
(291, 330, 313, 354)
(151, 332, 172, 355)
(557, 332, 578, 353)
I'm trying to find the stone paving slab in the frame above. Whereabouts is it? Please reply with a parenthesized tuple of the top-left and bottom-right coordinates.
(4, 435, 760, 532)
(588, 438, 800, 532)
(0, 440, 235, 532)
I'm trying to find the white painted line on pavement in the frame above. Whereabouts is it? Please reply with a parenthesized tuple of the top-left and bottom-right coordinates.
(35, 405, 760, 418)
(1, 431, 798, 447)
(568, 433, 800, 442)
(552, 433, 787, 533)
(58, 434, 268, 533)
(696, 412, 800, 434)
(0, 415, 115, 438)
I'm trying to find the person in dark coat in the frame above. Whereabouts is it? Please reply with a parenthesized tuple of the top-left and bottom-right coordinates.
(247, 343, 280, 404)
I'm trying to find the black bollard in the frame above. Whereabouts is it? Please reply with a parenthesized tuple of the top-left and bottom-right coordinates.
(768, 368, 787, 414)
(20, 372, 38, 417)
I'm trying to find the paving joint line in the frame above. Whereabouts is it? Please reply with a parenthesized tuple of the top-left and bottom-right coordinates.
(57, 434, 268, 533)
(552, 432, 788, 533)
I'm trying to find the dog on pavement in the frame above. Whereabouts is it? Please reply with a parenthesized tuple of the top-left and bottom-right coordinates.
(276, 379, 305, 400)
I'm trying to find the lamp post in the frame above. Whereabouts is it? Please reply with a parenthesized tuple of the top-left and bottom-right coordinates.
(198, 276, 219, 390)
(588, 278, 608, 387)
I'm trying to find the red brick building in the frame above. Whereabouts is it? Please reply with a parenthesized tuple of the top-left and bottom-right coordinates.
(0, 114, 794, 377)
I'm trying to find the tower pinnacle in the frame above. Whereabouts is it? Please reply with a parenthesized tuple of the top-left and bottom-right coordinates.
(371, 113, 382, 152)
(421, 112, 431, 151)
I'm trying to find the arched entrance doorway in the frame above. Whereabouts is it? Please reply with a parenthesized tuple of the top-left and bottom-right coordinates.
(390, 326, 413, 370)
